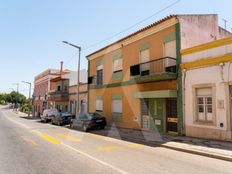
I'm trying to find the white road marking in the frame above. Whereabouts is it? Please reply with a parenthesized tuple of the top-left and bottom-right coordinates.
(1, 109, 130, 174)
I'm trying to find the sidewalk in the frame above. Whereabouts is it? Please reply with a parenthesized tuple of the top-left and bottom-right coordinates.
(92, 126, 232, 162)
(11, 108, 232, 162)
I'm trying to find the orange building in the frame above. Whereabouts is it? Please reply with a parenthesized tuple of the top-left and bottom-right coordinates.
(87, 14, 231, 134)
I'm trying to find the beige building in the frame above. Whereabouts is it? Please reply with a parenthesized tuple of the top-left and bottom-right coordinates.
(181, 36, 232, 140)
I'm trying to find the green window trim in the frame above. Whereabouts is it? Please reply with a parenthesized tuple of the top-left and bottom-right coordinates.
(96, 59, 103, 66)
(163, 32, 176, 43)
(133, 90, 177, 99)
(112, 112, 123, 122)
(112, 94, 122, 100)
(140, 43, 150, 51)
(112, 52, 123, 61)
(95, 95, 103, 100)
(112, 71, 122, 81)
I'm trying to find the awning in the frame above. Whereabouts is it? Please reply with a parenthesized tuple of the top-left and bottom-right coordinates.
(133, 90, 177, 99)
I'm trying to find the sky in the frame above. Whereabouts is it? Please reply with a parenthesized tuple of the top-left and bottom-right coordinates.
(0, 0, 231, 97)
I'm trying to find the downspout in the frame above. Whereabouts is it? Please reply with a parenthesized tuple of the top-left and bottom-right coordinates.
(182, 68, 186, 135)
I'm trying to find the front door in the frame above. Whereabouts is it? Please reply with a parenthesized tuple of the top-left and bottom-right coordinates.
(166, 99, 178, 134)
(150, 99, 164, 132)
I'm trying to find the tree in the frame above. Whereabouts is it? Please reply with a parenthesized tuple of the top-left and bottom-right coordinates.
(5, 91, 27, 107)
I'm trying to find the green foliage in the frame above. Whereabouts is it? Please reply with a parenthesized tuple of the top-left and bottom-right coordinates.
(0, 92, 27, 107)
(20, 102, 32, 113)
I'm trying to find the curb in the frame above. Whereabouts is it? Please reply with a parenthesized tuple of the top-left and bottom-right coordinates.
(121, 136, 232, 162)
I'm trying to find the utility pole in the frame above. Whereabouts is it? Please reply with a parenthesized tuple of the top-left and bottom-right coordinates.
(62, 41, 81, 118)
(22, 81, 32, 117)
(12, 83, 19, 110)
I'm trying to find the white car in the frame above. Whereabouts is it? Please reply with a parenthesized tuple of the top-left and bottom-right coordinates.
(41, 109, 59, 123)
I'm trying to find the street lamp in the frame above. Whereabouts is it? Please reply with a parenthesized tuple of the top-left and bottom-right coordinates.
(21, 81, 32, 99)
(22, 81, 32, 117)
(62, 41, 81, 118)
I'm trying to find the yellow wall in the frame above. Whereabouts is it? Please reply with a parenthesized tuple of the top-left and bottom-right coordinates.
(88, 25, 177, 129)
(89, 25, 176, 84)
(89, 80, 176, 129)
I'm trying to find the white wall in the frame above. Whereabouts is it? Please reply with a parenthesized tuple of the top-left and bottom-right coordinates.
(179, 14, 231, 50)
(184, 63, 232, 132)
(63, 69, 87, 86)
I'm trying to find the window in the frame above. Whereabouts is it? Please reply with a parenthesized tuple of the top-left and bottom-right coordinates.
(95, 97, 103, 112)
(140, 49, 150, 75)
(196, 88, 213, 122)
(164, 40, 176, 58)
(164, 40, 176, 67)
(112, 95, 122, 113)
(141, 99, 149, 115)
(96, 65, 103, 85)
(113, 59, 122, 73)
(57, 85, 61, 91)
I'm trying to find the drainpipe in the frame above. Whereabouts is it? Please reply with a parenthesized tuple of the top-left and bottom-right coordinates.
(182, 68, 187, 135)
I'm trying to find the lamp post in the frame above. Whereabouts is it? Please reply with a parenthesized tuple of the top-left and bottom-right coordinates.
(62, 41, 81, 118)
(22, 81, 32, 117)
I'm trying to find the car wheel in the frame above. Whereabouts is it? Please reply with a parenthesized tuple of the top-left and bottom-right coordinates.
(101, 126, 105, 130)
(83, 124, 88, 132)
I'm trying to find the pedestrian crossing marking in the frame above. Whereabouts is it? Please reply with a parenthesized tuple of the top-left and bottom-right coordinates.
(127, 144, 144, 148)
(56, 133, 81, 142)
(96, 146, 121, 151)
(38, 133, 61, 144)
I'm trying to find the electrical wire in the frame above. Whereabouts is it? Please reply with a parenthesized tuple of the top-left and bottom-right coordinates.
(82, 0, 181, 51)
(63, 0, 181, 65)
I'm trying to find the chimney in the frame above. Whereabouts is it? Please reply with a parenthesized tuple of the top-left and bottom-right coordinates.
(60, 61, 63, 77)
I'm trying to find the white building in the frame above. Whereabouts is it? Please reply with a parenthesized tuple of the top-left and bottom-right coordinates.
(181, 36, 232, 140)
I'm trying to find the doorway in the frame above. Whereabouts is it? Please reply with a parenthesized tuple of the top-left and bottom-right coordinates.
(166, 99, 178, 134)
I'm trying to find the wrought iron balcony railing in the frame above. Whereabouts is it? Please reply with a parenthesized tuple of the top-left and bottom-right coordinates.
(130, 57, 176, 77)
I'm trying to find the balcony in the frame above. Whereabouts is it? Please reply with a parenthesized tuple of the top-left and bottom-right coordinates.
(130, 57, 177, 83)
(48, 91, 69, 101)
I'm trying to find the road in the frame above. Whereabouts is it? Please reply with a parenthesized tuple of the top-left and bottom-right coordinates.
(0, 106, 231, 174)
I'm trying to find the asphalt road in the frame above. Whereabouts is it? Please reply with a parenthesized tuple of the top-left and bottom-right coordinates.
(0, 106, 232, 174)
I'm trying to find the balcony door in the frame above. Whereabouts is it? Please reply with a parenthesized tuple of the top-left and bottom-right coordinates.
(140, 49, 150, 76)
(164, 40, 177, 69)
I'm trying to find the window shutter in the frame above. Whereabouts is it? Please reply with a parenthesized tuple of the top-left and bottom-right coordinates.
(96, 99, 103, 111)
(112, 100, 122, 113)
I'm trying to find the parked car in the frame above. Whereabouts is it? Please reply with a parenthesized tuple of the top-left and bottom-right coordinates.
(51, 112, 75, 126)
(70, 112, 106, 132)
(41, 109, 59, 123)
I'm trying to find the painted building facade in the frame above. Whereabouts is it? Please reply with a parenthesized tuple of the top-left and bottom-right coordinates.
(49, 69, 88, 114)
(33, 69, 60, 117)
(181, 36, 232, 140)
(87, 14, 231, 134)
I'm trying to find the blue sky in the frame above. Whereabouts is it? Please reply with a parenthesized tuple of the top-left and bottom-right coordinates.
(0, 0, 231, 97)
